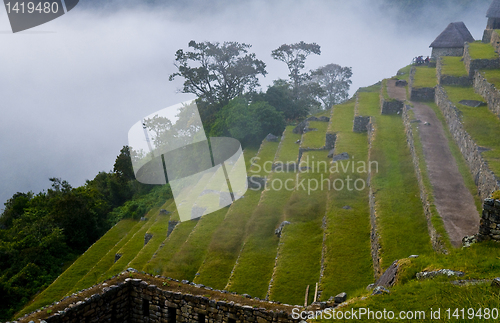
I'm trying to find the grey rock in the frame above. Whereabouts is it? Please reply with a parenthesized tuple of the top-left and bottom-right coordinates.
(126, 268, 138, 273)
(459, 100, 486, 107)
(318, 116, 330, 122)
(491, 278, 500, 288)
(395, 79, 408, 86)
(159, 209, 170, 215)
(265, 133, 279, 142)
(332, 152, 349, 162)
(462, 235, 477, 248)
(408, 255, 419, 258)
(114, 253, 122, 263)
(144, 233, 153, 246)
(416, 269, 465, 280)
(366, 283, 375, 290)
(334, 292, 347, 303)
(140, 217, 147, 221)
(275, 221, 291, 238)
(167, 221, 178, 237)
(181, 280, 190, 284)
(327, 149, 335, 158)
(342, 206, 352, 210)
(410, 119, 422, 123)
(293, 121, 308, 134)
(304, 127, 317, 133)
(374, 260, 398, 287)
(372, 286, 390, 295)
(296, 140, 301, 144)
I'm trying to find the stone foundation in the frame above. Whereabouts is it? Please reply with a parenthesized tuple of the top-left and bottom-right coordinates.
(17, 273, 302, 323)
(473, 71, 500, 118)
(353, 116, 371, 133)
(409, 67, 435, 102)
(478, 197, 500, 242)
(434, 86, 500, 201)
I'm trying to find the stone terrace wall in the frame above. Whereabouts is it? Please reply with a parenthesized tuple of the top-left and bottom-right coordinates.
(490, 30, 500, 54)
(473, 71, 500, 118)
(401, 104, 447, 253)
(463, 43, 500, 79)
(353, 116, 371, 133)
(478, 197, 500, 242)
(409, 67, 435, 102)
(19, 277, 301, 323)
(436, 57, 472, 86)
(435, 86, 500, 201)
(380, 98, 404, 115)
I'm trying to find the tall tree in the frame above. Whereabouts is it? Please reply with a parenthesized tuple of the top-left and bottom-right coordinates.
(310, 63, 352, 109)
(169, 41, 267, 127)
(271, 41, 321, 100)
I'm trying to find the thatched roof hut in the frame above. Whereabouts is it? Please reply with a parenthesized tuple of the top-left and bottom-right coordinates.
(429, 22, 474, 58)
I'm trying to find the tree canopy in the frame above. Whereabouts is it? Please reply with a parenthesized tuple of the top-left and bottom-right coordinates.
(310, 63, 352, 109)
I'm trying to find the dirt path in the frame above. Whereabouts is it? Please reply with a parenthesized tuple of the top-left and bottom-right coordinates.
(386, 79, 479, 247)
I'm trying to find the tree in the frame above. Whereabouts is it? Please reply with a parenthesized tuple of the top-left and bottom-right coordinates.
(169, 41, 267, 127)
(311, 64, 352, 109)
(263, 80, 308, 120)
(271, 41, 321, 100)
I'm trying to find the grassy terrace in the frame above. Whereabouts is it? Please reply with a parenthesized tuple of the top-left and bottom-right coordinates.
(358, 91, 380, 113)
(412, 66, 437, 88)
(320, 99, 373, 300)
(371, 112, 433, 267)
(482, 69, 500, 89)
(468, 41, 498, 60)
(103, 208, 161, 278)
(194, 134, 290, 290)
(443, 86, 500, 175)
(316, 241, 500, 323)
(301, 121, 328, 148)
(268, 150, 328, 305)
(17, 219, 139, 317)
(440, 56, 468, 77)
(226, 132, 301, 298)
(276, 126, 301, 163)
(396, 65, 412, 83)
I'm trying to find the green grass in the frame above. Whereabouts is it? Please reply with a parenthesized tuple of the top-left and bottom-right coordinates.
(443, 86, 500, 175)
(275, 125, 302, 164)
(248, 140, 280, 177)
(328, 100, 355, 133)
(17, 219, 139, 317)
(370, 113, 434, 268)
(468, 41, 498, 60)
(226, 131, 302, 297)
(381, 79, 390, 100)
(301, 121, 329, 148)
(357, 82, 382, 93)
(102, 208, 160, 278)
(142, 219, 199, 274)
(412, 66, 437, 88)
(396, 65, 412, 82)
(358, 92, 380, 116)
(160, 207, 227, 281)
(441, 56, 468, 77)
(320, 101, 373, 300)
(316, 241, 500, 322)
(194, 128, 296, 289)
(269, 151, 328, 305)
(482, 69, 500, 89)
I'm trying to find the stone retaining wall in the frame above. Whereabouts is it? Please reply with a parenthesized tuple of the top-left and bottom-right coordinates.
(436, 57, 471, 86)
(380, 98, 404, 115)
(463, 43, 500, 79)
(434, 86, 500, 201)
(353, 116, 371, 133)
(409, 67, 435, 102)
(473, 71, 500, 118)
(478, 197, 500, 242)
(19, 275, 301, 323)
(401, 105, 447, 253)
(490, 30, 500, 53)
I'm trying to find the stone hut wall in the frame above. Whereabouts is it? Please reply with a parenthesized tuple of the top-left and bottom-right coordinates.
(409, 67, 436, 102)
(463, 43, 500, 79)
(431, 47, 464, 59)
(436, 57, 472, 86)
(489, 30, 500, 53)
(434, 86, 500, 201)
(478, 198, 500, 242)
(473, 70, 500, 118)
(23, 277, 301, 323)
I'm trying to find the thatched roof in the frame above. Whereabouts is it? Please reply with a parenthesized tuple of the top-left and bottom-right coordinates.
(429, 22, 474, 48)
(487, 0, 500, 18)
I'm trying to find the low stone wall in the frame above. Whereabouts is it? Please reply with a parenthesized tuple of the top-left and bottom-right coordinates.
(463, 43, 500, 79)
(18, 274, 302, 323)
(436, 57, 471, 86)
(473, 71, 500, 118)
(353, 116, 371, 133)
(434, 86, 500, 201)
(380, 98, 403, 115)
(478, 197, 500, 242)
(401, 105, 447, 253)
(431, 47, 464, 59)
(409, 67, 435, 102)
(490, 30, 500, 53)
